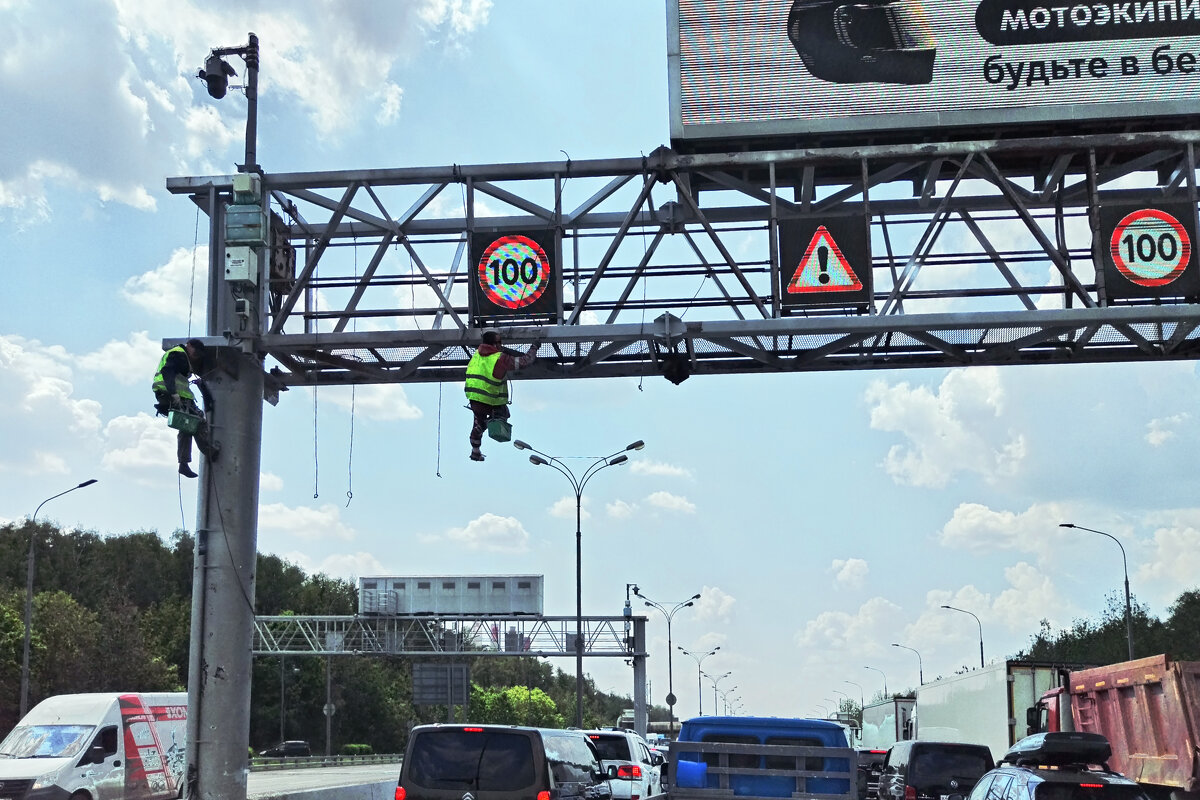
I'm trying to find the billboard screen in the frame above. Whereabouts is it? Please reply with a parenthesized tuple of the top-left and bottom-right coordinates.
(669, 0, 1200, 143)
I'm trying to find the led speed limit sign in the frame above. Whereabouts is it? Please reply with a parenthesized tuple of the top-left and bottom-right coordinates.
(469, 230, 559, 319)
(1100, 202, 1198, 299)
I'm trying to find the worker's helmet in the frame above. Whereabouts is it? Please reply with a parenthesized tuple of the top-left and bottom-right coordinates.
(787, 0, 937, 85)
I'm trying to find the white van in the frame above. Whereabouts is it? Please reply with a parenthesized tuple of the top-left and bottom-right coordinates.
(0, 692, 187, 799)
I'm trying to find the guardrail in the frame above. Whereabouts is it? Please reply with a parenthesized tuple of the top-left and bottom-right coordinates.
(249, 753, 403, 771)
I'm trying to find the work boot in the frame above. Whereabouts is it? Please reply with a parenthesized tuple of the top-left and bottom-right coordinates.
(470, 449, 485, 462)
(179, 463, 198, 479)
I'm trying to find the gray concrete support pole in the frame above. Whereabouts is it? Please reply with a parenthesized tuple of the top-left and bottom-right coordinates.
(186, 343, 264, 799)
(632, 617, 648, 739)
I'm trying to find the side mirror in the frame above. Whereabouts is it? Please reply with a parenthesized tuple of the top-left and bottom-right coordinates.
(607, 764, 618, 778)
(651, 752, 665, 766)
(82, 745, 107, 766)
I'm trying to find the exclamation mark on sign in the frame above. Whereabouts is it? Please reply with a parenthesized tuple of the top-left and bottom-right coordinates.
(818, 246, 830, 284)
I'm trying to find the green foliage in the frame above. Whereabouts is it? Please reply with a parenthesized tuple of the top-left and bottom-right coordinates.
(340, 743, 374, 755)
(1014, 590, 1173, 664)
(470, 683, 564, 727)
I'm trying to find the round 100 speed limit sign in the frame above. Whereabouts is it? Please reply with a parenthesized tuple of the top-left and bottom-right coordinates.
(476, 234, 551, 309)
(1109, 208, 1192, 288)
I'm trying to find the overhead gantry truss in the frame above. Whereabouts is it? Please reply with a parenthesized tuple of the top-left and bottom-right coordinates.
(252, 614, 644, 659)
(166, 130, 1200, 387)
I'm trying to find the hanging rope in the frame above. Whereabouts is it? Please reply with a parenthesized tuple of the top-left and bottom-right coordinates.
(436, 382, 443, 478)
(313, 385, 319, 498)
(188, 205, 200, 337)
(346, 381, 355, 506)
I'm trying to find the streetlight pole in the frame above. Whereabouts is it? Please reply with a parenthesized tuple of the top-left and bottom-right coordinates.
(864, 665, 888, 698)
(515, 439, 644, 727)
(1060, 523, 1135, 660)
(891, 642, 924, 685)
(704, 671, 732, 715)
(21, 478, 98, 718)
(679, 645, 720, 715)
(941, 605, 985, 668)
(634, 586, 700, 730)
(843, 679, 865, 711)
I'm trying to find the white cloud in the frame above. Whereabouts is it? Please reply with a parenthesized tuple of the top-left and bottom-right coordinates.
(607, 500, 637, 519)
(992, 562, 1065, 630)
(260, 472, 284, 491)
(310, 551, 389, 582)
(122, 247, 210, 321)
(695, 586, 736, 621)
(938, 501, 1073, 561)
(0, 0, 492, 219)
(1146, 413, 1191, 446)
(550, 496, 588, 520)
(101, 412, 177, 478)
(318, 384, 423, 422)
(645, 491, 696, 514)
(631, 460, 693, 479)
(795, 596, 906, 652)
(81, 331, 163, 386)
(258, 502, 356, 541)
(0, 335, 103, 449)
(831, 558, 869, 589)
(437, 512, 530, 553)
(1138, 511, 1200, 600)
(865, 367, 1026, 488)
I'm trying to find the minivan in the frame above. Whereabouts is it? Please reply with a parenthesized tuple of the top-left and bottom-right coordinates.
(877, 741, 995, 800)
(397, 724, 614, 800)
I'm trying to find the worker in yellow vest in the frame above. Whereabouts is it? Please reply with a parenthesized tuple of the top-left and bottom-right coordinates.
(152, 339, 218, 478)
(464, 330, 537, 461)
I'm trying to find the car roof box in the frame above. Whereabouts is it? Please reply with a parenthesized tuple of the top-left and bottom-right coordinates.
(1002, 732, 1111, 767)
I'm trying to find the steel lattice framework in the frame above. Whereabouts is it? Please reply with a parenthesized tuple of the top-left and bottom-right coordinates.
(253, 614, 644, 658)
(167, 131, 1200, 386)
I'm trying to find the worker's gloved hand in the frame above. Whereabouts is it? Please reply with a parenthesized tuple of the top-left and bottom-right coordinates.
(154, 392, 170, 416)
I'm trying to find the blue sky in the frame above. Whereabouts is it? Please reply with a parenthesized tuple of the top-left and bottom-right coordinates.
(3, 0, 1199, 722)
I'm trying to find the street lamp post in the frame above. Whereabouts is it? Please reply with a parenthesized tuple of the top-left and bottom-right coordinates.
(843, 679, 865, 711)
(515, 439, 644, 727)
(679, 645, 720, 715)
(1060, 523, 1134, 660)
(703, 671, 733, 714)
(891, 642, 924, 685)
(635, 586, 700, 729)
(941, 605, 985, 668)
(21, 479, 98, 718)
(864, 665, 888, 698)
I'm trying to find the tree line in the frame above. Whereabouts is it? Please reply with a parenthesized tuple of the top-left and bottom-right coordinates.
(0, 522, 664, 750)
(1, 522, 1196, 750)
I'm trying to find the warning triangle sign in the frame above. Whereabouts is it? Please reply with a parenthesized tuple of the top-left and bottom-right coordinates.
(787, 226, 863, 293)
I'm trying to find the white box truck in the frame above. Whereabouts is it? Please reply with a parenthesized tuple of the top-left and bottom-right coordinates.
(0, 692, 187, 799)
(913, 661, 1065, 762)
(860, 698, 915, 750)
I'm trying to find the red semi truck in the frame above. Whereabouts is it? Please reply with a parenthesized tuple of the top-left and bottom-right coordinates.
(1029, 654, 1200, 800)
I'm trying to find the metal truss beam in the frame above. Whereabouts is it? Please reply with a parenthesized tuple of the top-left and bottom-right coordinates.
(166, 130, 1200, 387)
(253, 614, 643, 658)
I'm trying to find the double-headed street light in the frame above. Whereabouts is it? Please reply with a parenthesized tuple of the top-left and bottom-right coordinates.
(891, 642, 924, 685)
(1060, 523, 1134, 660)
(704, 670, 733, 715)
(21, 479, 98, 717)
(635, 586, 699, 728)
(515, 438, 644, 727)
(941, 604, 985, 668)
(679, 645, 720, 715)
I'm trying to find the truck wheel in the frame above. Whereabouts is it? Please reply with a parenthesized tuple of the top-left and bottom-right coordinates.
(69, 792, 92, 800)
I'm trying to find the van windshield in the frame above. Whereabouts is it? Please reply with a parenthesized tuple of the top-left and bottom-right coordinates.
(0, 725, 95, 758)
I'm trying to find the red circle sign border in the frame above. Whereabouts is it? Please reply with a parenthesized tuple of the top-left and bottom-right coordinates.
(476, 234, 551, 310)
(1109, 208, 1192, 287)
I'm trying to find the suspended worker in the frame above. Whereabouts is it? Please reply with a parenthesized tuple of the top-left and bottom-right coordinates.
(152, 338, 218, 478)
(464, 330, 537, 462)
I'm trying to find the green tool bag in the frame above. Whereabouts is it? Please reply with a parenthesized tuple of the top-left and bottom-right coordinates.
(487, 418, 512, 442)
(167, 409, 203, 435)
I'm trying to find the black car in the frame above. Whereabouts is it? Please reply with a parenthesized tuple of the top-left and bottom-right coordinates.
(398, 724, 614, 800)
(878, 741, 995, 800)
(966, 732, 1153, 800)
(260, 739, 311, 757)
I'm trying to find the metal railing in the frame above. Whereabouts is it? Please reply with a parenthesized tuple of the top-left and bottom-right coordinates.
(249, 753, 402, 771)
